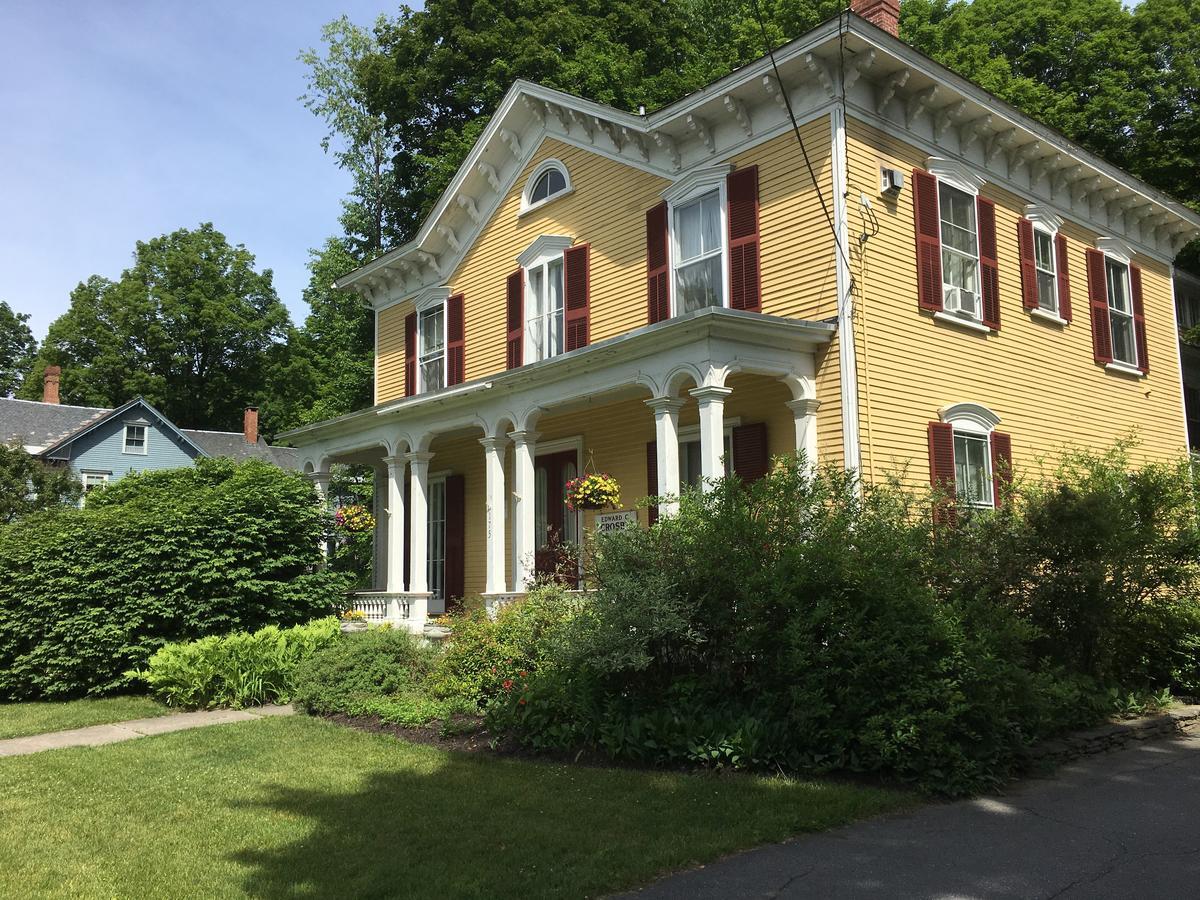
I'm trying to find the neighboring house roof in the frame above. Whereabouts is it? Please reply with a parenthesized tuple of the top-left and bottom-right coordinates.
(0, 395, 297, 469)
(0, 397, 110, 453)
(334, 14, 1200, 309)
(181, 429, 300, 470)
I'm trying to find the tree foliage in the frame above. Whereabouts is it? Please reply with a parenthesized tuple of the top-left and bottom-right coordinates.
(0, 444, 81, 524)
(21, 224, 291, 431)
(0, 301, 37, 398)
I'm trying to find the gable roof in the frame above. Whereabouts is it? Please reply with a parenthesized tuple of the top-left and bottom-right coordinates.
(38, 397, 210, 460)
(336, 14, 1200, 312)
(181, 429, 300, 470)
(0, 397, 111, 453)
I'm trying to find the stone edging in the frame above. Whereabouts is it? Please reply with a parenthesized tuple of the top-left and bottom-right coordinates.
(1026, 704, 1200, 767)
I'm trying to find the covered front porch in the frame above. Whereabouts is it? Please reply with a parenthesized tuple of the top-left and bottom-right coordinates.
(285, 308, 833, 632)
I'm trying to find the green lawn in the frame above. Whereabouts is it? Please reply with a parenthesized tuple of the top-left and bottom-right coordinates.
(0, 715, 909, 899)
(0, 696, 169, 740)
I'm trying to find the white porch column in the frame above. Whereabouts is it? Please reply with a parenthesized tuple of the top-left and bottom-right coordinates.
(405, 451, 434, 600)
(786, 398, 821, 472)
(309, 468, 332, 559)
(372, 466, 388, 590)
(508, 429, 538, 591)
(689, 385, 732, 491)
(479, 436, 509, 595)
(382, 455, 407, 593)
(645, 397, 685, 516)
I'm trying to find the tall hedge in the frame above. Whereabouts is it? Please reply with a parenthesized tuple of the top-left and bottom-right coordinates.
(0, 459, 348, 700)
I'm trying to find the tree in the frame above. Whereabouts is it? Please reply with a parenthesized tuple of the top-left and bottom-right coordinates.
(21, 224, 291, 431)
(300, 16, 408, 257)
(0, 301, 37, 397)
(0, 444, 81, 524)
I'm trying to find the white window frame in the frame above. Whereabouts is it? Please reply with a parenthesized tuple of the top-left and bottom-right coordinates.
(427, 473, 448, 609)
(1096, 238, 1139, 371)
(79, 470, 109, 506)
(677, 419, 738, 488)
(939, 402, 1000, 510)
(519, 159, 572, 215)
(662, 164, 732, 318)
(122, 423, 148, 455)
(1025, 203, 1065, 321)
(924, 158, 986, 326)
(518, 235, 574, 364)
(414, 290, 447, 394)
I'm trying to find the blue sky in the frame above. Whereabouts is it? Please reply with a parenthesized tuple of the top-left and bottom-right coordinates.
(1, 2, 400, 340)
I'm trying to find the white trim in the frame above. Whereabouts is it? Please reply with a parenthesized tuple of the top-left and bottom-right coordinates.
(660, 163, 732, 204)
(416, 302, 448, 395)
(1105, 360, 1145, 378)
(1030, 222, 1060, 315)
(517, 234, 574, 269)
(413, 285, 451, 312)
(933, 310, 992, 334)
(1170, 264, 1192, 449)
(122, 423, 148, 455)
(1024, 202, 1063, 232)
(832, 106, 861, 476)
(939, 401, 1000, 434)
(925, 156, 984, 196)
(1029, 307, 1069, 327)
(1095, 236, 1135, 265)
(519, 158, 573, 216)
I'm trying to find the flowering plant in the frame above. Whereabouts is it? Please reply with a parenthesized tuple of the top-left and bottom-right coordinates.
(335, 504, 375, 532)
(564, 472, 621, 511)
(340, 609, 367, 621)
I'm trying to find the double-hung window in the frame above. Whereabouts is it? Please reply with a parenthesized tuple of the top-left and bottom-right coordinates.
(123, 424, 147, 455)
(418, 305, 445, 392)
(1105, 258, 1137, 367)
(1033, 227, 1058, 312)
(939, 183, 981, 319)
(953, 430, 992, 508)
(673, 190, 724, 314)
(526, 255, 564, 362)
(678, 433, 732, 488)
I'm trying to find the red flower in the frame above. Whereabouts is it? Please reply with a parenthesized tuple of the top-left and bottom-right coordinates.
(502, 679, 514, 691)
(519, 698, 527, 705)
(518, 670, 528, 678)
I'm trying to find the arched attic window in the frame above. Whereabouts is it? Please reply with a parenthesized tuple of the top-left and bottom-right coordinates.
(521, 160, 571, 214)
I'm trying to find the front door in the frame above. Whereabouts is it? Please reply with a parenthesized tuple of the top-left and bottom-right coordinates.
(534, 450, 580, 585)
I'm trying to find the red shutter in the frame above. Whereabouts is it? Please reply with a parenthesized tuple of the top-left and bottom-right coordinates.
(444, 474, 465, 604)
(1131, 264, 1149, 374)
(404, 311, 417, 396)
(1086, 248, 1113, 365)
(727, 166, 762, 312)
(646, 202, 670, 323)
(446, 293, 465, 386)
(646, 440, 658, 525)
(977, 196, 1000, 330)
(563, 243, 590, 352)
(928, 421, 957, 525)
(1055, 233, 1071, 322)
(990, 431, 1012, 508)
(912, 168, 943, 312)
(731, 422, 769, 483)
(1017, 218, 1038, 311)
(506, 269, 524, 369)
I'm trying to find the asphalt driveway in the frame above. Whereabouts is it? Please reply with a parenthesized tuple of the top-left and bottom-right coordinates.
(622, 733, 1200, 899)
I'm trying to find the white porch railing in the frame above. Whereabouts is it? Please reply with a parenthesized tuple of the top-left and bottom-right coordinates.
(346, 591, 434, 634)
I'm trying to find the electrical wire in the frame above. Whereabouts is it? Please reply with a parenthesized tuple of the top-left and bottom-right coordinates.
(748, 0, 854, 279)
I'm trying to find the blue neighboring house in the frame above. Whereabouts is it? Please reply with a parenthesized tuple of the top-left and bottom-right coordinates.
(1, 375, 297, 498)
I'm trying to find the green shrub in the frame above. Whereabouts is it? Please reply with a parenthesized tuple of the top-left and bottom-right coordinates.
(427, 584, 578, 703)
(291, 628, 470, 726)
(0, 458, 349, 700)
(134, 618, 340, 708)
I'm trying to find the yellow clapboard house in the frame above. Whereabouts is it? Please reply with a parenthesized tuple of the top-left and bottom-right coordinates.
(280, 0, 1200, 628)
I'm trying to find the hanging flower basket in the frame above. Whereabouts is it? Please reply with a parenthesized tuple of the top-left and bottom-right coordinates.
(564, 472, 621, 511)
(335, 504, 375, 533)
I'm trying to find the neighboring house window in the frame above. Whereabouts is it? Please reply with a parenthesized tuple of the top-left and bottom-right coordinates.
(673, 189, 724, 315)
(123, 424, 147, 455)
(1185, 386, 1200, 450)
(80, 471, 108, 505)
(939, 182, 980, 319)
(1033, 227, 1057, 312)
(526, 255, 564, 362)
(1105, 258, 1137, 367)
(521, 160, 570, 213)
(418, 304, 445, 392)
(1179, 290, 1200, 330)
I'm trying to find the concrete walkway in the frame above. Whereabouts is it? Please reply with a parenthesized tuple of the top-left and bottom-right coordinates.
(623, 733, 1200, 899)
(0, 705, 293, 757)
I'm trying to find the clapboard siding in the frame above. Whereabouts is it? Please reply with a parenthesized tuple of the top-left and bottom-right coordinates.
(60, 414, 199, 481)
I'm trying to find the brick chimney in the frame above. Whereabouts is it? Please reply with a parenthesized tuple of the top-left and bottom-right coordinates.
(243, 407, 259, 444)
(42, 366, 61, 405)
(851, 0, 900, 37)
